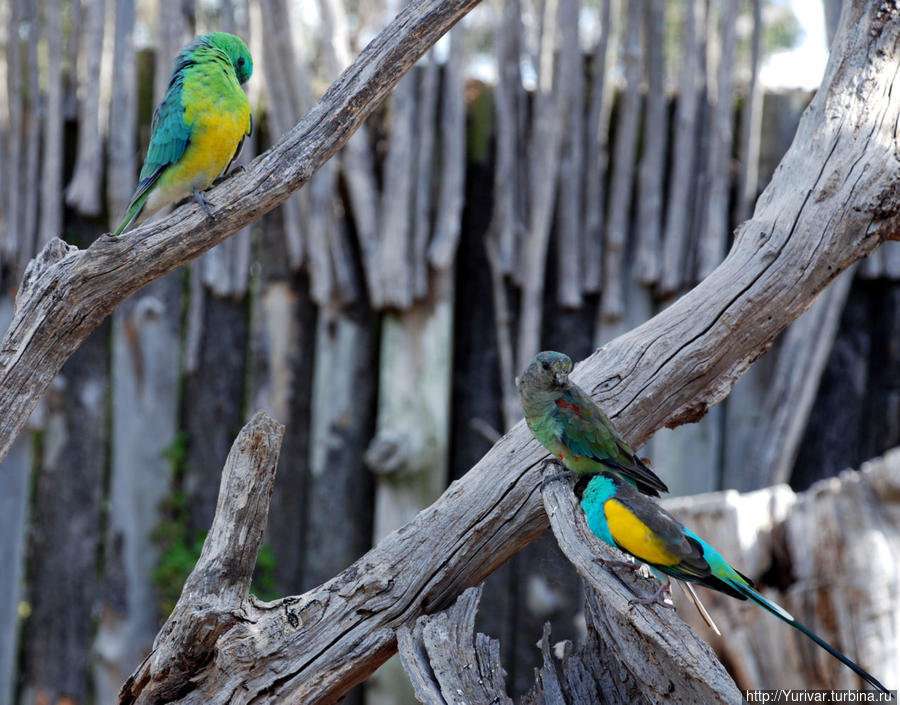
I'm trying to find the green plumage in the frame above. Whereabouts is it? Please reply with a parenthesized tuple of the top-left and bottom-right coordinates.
(114, 32, 253, 236)
(579, 472, 889, 693)
(516, 351, 668, 496)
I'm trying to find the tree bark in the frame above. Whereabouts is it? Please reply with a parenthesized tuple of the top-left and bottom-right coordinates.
(397, 586, 514, 705)
(121, 411, 285, 704)
(105, 1, 900, 698)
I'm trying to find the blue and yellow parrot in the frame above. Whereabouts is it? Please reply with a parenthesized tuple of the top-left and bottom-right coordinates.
(113, 32, 253, 236)
(517, 351, 669, 497)
(577, 471, 889, 692)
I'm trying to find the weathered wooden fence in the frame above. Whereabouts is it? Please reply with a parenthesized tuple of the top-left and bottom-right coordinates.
(1, 0, 898, 703)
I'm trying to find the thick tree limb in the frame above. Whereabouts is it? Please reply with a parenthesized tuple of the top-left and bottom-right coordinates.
(121, 410, 284, 704)
(0, 0, 481, 465)
(397, 586, 513, 705)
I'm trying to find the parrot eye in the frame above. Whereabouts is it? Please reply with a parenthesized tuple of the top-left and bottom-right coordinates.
(237, 57, 245, 67)
(541, 361, 550, 371)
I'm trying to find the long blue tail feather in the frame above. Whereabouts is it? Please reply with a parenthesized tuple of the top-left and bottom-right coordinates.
(733, 580, 888, 693)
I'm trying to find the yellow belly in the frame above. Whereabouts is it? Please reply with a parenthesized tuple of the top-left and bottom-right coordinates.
(146, 68, 250, 216)
(605, 499, 680, 566)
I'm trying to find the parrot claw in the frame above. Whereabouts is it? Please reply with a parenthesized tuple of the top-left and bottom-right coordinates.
(193, 188, 215, 218)
(538, 458, 574, 489)
(628, 581, 675, 611)
(599, 558, 641, 572)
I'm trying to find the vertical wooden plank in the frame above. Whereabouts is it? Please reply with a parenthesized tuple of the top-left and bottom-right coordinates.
(3, 0, 24, 268)
(554, 0, 584, 309)
(65, 0, 107, 217)
(516, 0, 566, 370)
(660, 0, 703, 296)
(367, 269, 455, 541)
(736, 0, 763, 223)
(183, 293, 250, 536)
(20, 319, 109, 704)
(247, 216, 317, 593)
(39, 0, 64, 243)
(428, 28, 466, 271)
(0, 298, 32, 705)
(791, 276, 897, 491)
(305, 302, 377, 587)
(697, 0, 738, 280)
(365, 270, 454, 705)
(0, 6, 7, 268)
(155, 2, 192, 105)
(412, 52, 439, 299)
(93, 274, 183, 705)
(377, 70, 417, 309)
(492, 0, 525, 275)
(600, 0, 642, 324)
(21, 0, 41, 265)
(317, 0, 383, 306)
(732, 267, 857, 491)
(107, 0, 138, 233)
(582, 0, 617, 293)
(257, 0, 306, 269)
(635, 0, 666, 286)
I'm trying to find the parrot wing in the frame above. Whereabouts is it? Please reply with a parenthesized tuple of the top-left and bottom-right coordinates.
(604, 488, 713, 582)
(129, 73, 192, 210)
(556, 388, 669, 496)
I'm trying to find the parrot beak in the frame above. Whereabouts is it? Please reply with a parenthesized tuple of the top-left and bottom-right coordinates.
(555, 372, 568, 386)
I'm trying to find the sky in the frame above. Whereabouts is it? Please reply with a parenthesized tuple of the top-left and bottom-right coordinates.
(760, 0, 829, 89)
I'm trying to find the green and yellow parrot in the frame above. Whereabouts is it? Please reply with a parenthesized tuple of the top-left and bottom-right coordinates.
(576, 471, 889, 692)
(516, 351, 669, 497)
(113, 32, 253, 236)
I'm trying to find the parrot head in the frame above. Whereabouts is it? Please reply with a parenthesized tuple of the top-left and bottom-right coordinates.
(516, 351, 573, 400)
(206, 32, 254, 85)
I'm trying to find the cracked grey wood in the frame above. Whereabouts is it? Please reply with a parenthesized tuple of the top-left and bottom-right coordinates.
(397, 586, 513, 705)
(120, 410, 285, 704)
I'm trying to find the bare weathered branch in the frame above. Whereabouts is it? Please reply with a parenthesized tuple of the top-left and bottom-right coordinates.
(397, 586, 513, 705)
(120, 410, 285, 704)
